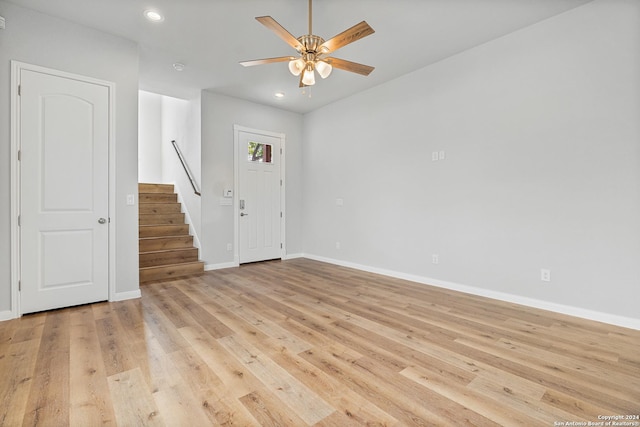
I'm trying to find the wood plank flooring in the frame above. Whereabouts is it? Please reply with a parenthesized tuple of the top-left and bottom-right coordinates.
(1, 258, 639, 426)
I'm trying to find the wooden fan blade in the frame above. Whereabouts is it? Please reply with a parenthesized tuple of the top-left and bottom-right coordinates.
(326, 57, 375, 76)
(240, 56, 296, 67)
(256, 16, 303, 51)
(319, 21, 374, 54)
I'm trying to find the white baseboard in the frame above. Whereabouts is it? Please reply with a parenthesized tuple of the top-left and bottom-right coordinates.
(302, 253, 640, 331)
(205, 254, 300, 270)
(111, 290, 142, 302)
(0, 310, 15, 322)
(1, 291, 141, 322)
(205, 261, 239, 271)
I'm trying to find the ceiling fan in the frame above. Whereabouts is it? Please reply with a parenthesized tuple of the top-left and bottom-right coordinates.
(240, 0, 375, 87)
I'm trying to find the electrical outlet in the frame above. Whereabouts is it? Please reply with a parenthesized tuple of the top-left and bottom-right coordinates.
(432, 151, 439, 162)
(432, 254, 439, 264)
(541, 269, 551, 282)
(226, 243, 232, 251)
(439, 150, 445, 160)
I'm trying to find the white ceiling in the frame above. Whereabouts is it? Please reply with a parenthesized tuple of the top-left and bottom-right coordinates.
(6, 0, 592, 113)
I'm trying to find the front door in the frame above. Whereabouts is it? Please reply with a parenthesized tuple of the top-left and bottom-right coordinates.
(19, 66, 111, 314)
(237, 129, 282, 264)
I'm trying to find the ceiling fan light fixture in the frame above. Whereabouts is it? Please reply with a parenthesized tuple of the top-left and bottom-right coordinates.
(315, 60, 332, 79)
(302, 67, 316, 86)
(288, 58, 305, 76)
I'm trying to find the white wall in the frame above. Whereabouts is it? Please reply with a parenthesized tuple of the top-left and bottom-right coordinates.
(0, 1, 140, 315)
(302, 0, 640, 324)
(138, 91, 163, 183)
(201, 92, 303, 268)
(161, 95, 202, 241)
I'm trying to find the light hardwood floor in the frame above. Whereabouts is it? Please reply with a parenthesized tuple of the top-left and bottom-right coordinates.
(1, 258, 639, 426)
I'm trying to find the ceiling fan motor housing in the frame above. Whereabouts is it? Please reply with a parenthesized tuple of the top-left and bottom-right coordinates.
(297, 34, 326, 54)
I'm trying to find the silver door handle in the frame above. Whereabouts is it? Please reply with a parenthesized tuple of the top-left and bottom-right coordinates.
(98, 218, 107, 224)
(240, 212, 249, 217)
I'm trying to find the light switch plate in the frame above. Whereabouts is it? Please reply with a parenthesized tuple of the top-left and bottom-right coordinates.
(541, 269, 551, 282)
(126, 194, 135, 205)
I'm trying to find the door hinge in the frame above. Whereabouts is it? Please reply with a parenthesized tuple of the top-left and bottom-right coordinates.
(280, 243, 283, 249)
(280, 148, 282, 154)
(280, 212, 282, 218)
(18, 280, 21, 291)
(18, 84, 21, 96)
(280, 179, 283, 186)
(17, 215, 20, 226)
(17, 150, 21, 161)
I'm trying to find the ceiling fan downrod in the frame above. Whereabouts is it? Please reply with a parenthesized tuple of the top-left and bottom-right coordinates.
(308, 0, 312, 36)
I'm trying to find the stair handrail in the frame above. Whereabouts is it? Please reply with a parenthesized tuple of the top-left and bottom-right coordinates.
(171, 139, 201, 196)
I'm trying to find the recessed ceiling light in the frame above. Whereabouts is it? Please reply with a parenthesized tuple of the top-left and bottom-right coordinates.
(274, 92, 285, 98)
(173, 63, 185, 72)
(144, 9, 164, 22)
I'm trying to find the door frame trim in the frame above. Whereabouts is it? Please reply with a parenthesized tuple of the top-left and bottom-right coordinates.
(9, 61, 116, 318)
(233, 125, 286, 265)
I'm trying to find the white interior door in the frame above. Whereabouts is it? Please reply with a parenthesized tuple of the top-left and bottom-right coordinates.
(19, 68, 110, 314)
(237, 130, 282, 264)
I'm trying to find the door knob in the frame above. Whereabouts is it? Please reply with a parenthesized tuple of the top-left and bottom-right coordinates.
(240, 212, 249, 217)
(98, 218, 107, 224)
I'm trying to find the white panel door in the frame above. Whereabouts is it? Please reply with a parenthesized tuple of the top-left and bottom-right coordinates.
(238, 131, 281, 263)
(20, 68, 110, 314)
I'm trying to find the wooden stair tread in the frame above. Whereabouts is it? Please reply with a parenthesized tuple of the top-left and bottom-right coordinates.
(139, 235, 191, 241)
(139, 224, 187, 228)
(139, 193, 178, 203)
(139, 248, 200, 268)
(140, 236, 193, 252)
(138, 183, 174, 193)
(139, 203, 182, 214)
(139, 224, 190, 238)
(139, 247, 197, 254)
(139, 261, 205, 283)
(139, 213, 185, 226)
(139, 213, 184, 216)
(139, 261, 204, 270)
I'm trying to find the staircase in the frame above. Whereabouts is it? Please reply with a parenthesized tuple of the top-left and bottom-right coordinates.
(138, 183, 204, 283)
